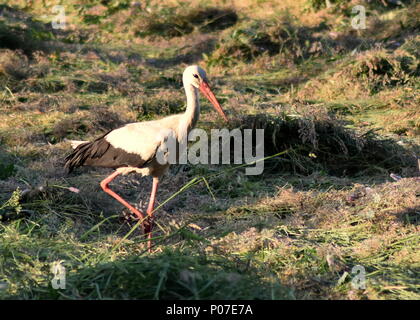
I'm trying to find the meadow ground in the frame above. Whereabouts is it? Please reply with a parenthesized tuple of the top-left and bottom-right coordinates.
(0, 0, 419, 299)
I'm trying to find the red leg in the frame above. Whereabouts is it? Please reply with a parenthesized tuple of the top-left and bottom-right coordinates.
(100, 171, 145, 225)
(145, 177, 159, 251)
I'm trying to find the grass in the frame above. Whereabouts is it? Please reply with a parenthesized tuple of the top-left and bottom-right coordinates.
(1, 175, 418, 299)
(0, 0, 419, 300)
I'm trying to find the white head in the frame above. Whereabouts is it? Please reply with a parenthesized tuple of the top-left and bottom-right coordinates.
(182, 65, 228, 121)
(183, 65, 208, 88)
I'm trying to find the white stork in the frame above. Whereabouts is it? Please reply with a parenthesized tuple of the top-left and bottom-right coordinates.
(64, 65, 228, 251)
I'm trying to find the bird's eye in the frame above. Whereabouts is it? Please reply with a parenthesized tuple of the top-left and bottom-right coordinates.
(193, 74, 199, 79)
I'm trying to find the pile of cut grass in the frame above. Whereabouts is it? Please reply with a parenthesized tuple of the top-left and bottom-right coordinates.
(229, 112, 417, 176)
(297, 36, 419, 103)
(205, 15, 334, 66)
(349, 47, 418, 94)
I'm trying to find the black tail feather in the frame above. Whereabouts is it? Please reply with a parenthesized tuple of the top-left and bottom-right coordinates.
(64, 132, 111, 173)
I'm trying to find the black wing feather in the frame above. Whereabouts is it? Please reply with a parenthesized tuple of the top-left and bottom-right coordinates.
(64, 131, 150, 173)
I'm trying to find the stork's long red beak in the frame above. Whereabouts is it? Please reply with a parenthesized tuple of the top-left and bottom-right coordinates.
(199, 80, 228, 122)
